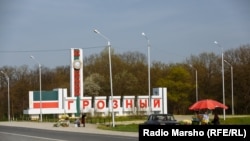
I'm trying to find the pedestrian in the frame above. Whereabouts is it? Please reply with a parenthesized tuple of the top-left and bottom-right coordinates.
(81, 113, 86, 127)
(74, 118, 81, 127)
(202, 111, 209, 125)
(192, 111, 201, 125)
(212, 112, 220, 125)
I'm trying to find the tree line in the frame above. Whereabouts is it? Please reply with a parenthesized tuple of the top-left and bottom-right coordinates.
(0, 44, 250, 120)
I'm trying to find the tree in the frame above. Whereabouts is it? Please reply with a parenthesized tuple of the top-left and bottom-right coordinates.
(118, 51, 148, 95)
(156, 64, 193, 114)
(84, 73, 104, 96)
(186, 52, 221, 101)
(113, 70, 138, 97)
(225, 45, 250, 114)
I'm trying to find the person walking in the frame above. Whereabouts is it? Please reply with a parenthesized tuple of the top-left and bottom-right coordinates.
(81, 113, 86, 127)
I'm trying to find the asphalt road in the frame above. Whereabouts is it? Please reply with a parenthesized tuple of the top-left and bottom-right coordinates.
(0, 115, 194, 141)
(0, 126, 138, 141)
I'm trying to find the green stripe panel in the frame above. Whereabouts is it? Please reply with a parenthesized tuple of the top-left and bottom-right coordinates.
(76, 96, 80, 116)
(33, 91, 58, 101)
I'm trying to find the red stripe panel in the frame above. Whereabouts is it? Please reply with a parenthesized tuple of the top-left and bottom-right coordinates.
(74, 49, 80, 56)
(33, 102, 59, 108)
(74, 69, 80, 96)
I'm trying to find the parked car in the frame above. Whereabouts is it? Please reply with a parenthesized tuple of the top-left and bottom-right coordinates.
(143, 114, 179, 125)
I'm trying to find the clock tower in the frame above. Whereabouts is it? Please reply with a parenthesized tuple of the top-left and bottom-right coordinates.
(70, 48, 83, 116)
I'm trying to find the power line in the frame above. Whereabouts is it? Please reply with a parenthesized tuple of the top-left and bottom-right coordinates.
(0, 46, 105, 53)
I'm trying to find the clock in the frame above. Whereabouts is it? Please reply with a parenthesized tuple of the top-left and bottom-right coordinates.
(73, 60, 81, 69)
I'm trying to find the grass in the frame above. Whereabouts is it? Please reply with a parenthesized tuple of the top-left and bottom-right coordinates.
(97, 116, 250, 132)
(98, 123, 139, 132)
(220, 116, 250, 125)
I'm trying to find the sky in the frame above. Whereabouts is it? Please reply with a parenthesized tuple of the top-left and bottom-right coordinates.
(0, 0, 249, 69)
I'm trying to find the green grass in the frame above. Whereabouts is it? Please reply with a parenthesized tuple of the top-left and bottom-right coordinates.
(98, 123, 139, 132)
(220, 116, 250, 125)
(97, 116, 250, 132)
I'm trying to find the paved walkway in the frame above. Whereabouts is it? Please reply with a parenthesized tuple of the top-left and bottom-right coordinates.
(0, 115, 193, 137)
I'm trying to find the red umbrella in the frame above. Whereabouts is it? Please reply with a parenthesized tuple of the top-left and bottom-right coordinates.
(189, 99, 228, 110)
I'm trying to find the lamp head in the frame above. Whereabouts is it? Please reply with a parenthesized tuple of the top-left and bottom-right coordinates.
(142, 32, 145, 36)
(214, 41, 218, 44)
(94, 29, 100, 34)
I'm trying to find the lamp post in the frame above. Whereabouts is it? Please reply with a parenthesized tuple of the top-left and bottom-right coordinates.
(189, 65, 198, 102)
(1, 71, 10, 121)
(224, 60, 234, 115)
(214, 41, 226, 120)
(30, 55, 42, 122)
(142, 32, 151, 115)
(93, 29, 115, 127)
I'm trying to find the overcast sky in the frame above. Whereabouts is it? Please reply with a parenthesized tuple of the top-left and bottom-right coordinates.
(0, 0, 249, 68)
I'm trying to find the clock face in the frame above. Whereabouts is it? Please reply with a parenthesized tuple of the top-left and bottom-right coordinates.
(73, 60, 81, 69)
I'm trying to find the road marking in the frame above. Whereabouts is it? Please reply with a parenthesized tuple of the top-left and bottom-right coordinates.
(0, 131, 68, 141)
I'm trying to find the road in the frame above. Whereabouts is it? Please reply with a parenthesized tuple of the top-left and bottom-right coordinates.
(0, 115, 192, 141)
(1, 115, 247, 141)
(0, 126, 138, 141)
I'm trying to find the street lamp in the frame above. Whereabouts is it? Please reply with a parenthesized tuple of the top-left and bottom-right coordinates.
(142, 32, 151, 115)
(1, 71, 10, 121)
(189, 65, 198, 102)
(93, 29, 115, 127)
(224, 60, 234, 115)
(30, 55, 42, 122)
(214, 41, 226, 120)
